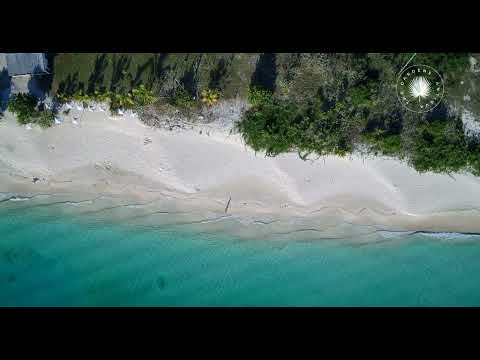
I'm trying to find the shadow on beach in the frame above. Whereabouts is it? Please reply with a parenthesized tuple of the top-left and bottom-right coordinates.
(250, 53, 278, 92)
(0, 68, 11, 113)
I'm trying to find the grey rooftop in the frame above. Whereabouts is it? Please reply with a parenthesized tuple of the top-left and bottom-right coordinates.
(4, 53, 48, 77)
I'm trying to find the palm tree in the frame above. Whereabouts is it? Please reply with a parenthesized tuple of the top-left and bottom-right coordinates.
(132, 85, 157, 106)
(201, 89, 220, 107)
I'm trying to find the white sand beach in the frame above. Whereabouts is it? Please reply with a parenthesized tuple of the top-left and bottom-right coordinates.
(1, 106, 480, 238)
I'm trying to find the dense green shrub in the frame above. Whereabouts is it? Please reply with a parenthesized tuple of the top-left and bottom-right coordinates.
(7, 93, 55, 128)
(247, 87, 274, 107)
(237, 92, 360, 157)
(301, 100, 361, 156)
(37, 110, 55, 128)
(362, 131, 403, 157)
(168, 86, 197, 111)
(109, 93, 135, 111)
(409, 118, 470, 173)
(466, 141, 480, 176)
(131, 85, 157, 107)
(236, 99, 300, 156)
(237, 95, 480, 174)
(8, 94, 38, 124)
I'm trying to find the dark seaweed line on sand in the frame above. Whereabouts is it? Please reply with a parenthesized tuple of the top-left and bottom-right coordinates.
(2, 193, 480, 240)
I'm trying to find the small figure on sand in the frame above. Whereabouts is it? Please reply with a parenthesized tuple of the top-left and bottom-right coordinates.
(225, 196, 232, 213)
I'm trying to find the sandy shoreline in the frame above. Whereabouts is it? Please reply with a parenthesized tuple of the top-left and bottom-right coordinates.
(1, 105, 480, 239)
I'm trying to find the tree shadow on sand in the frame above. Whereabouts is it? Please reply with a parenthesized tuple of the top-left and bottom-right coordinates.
(130, 57, 156, 90)
(208, 57, 232, 91)
(152, 53, 171, 94)
(58, 72, 83, 96)
(250, 53, 278, 92)
(110, 55, 132, 94)
(179, 63, 198, 97)
(87, 53, 109, 94)
(27, 65, 54, 101)
(424, 101, 449, 123)
(0, 68, 11, 113)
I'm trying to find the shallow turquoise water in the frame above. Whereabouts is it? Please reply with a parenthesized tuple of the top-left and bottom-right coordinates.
(1, 200, 480, 306)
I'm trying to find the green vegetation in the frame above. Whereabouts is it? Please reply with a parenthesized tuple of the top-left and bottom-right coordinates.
(167, 86, 197, 112)
(52, 53, 156, 96)
(52, 53, 257, 100)
(410, 118, 480, 174)
(7, 94, 54, 128)
(414, 53, 470, 85)
(37, 109, 55, 128)
(56, 84, 157, 112)
(236, 53, 479, 175)
(7, 94, 38, 124)
(48, 53, 480, 176)
(362, 131, 403, 157)
(237, 98, 301, 156)
(239, 88, 361, 156)
(131, 85, 157, 107)
(247, 87, 274, 107)
(200, 88, 220, 107)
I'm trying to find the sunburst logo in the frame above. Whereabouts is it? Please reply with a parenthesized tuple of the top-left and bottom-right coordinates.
(409, 76, 431, 99)
(396, 65, 444, 113)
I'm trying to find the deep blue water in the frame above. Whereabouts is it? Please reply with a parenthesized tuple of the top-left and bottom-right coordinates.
(1, 199, 480, 306)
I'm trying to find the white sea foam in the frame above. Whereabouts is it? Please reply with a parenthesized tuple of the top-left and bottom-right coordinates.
(419, 232, 480, 241)
(9, 196, 32, 202)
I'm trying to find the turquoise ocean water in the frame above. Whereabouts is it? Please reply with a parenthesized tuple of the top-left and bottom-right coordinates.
(1, 196, 480, 306)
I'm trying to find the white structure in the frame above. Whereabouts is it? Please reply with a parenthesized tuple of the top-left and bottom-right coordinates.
(0, 53, 50, 106)
(462, 109, 480, 139)
(4, 53, 48, 77)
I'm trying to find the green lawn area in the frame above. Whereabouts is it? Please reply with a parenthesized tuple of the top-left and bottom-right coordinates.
(51, 53, 157, 96)
(51, 53, 257, 99)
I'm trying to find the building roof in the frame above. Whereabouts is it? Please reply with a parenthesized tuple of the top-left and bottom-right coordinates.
(5, 53, 48, 77)
(0, 54, 7, 73)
